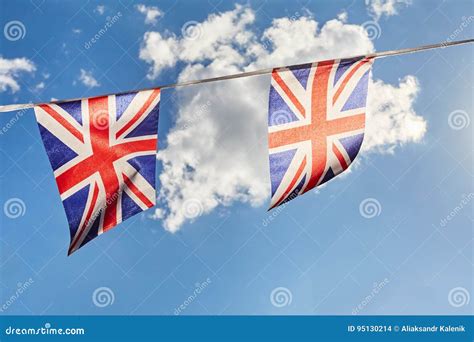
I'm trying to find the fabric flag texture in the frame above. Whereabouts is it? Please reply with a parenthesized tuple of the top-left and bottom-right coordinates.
(267, 57, 373, 209)
(34, 89, 161, 254)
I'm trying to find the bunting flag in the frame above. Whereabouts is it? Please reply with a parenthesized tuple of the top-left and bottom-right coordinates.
(34, 89, 161, 254)
(0, 40, 468, 255)
(267, 57, 373, 209)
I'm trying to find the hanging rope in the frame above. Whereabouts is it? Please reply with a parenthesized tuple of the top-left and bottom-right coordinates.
(0, 38, 472, 113)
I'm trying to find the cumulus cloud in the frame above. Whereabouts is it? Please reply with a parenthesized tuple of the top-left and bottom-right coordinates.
(139, 5, 255, 79)
(0, 56, 36, 93)
(366, 0, 412, 20)
(139, 32, 179, 79)
(139, 5, 426, 231)
(364, 76, 426, 153)
(136, 4, 163, 25)
(77, 69, 100, 88)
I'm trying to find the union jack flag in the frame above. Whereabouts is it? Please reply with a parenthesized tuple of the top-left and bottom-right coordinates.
(34, 89, 160, 254)
(268, 57, 373, 209)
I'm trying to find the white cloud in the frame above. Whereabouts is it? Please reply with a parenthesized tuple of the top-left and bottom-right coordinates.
(34, 81, 45, 91)
(0, 56, 36, 93)
(366, 0, 412, 20)
(338, 11, 348, 22)
(363, 76, 426, 153)
(139, 4, 255, 79)
(72, 28, 82, 34)
(139, 32, 179, 79)
(77, 69, 100, 88)
(95, 5, 105, 15)
(139, 5, 426, 231)
(136, 4, 163, 25)
(256, 16, 373, 67)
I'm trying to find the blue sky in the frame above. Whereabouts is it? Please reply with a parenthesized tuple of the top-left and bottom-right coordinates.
(0, 0, 472, 316)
